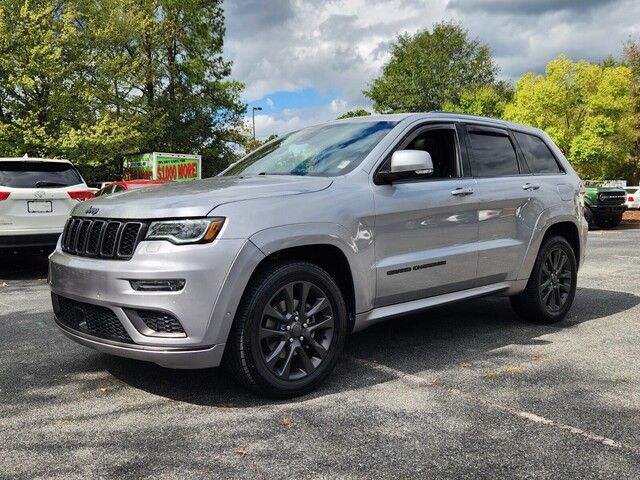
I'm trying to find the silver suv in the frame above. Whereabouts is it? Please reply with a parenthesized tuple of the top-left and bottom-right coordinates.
(49, 113, 587, 397)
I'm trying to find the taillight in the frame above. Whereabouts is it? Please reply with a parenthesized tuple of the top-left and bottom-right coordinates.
(0, 192, 10, 200)
(629, 196, 635, 202)
(68, 190, 95, 201)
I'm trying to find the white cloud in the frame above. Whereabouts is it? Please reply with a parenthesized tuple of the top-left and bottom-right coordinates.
(265, 97, 275, 109)
(251, 99, 368, 138)
(224, 0, 640, 136)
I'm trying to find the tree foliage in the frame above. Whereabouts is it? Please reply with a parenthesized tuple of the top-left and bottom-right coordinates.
(504, 55, 635, 180)
(337, 109, 371, 119)
(0, 0, 246, 180)
(442, 82, 513, 118)
(623, 40, 640, 183)
(364, 21, 498, 113)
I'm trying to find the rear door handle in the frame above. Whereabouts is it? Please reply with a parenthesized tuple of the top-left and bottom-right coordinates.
(522, 183, 540, 191)
(451, 187, 474, 197)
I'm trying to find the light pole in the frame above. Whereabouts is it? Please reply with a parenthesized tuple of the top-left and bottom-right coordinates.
(252, 106, 262, 139)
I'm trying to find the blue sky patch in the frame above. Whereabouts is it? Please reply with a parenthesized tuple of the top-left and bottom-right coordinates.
(248, 88, 340, 113)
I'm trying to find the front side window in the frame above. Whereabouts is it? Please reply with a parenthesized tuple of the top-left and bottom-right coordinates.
(222, 121, 397, 177)
(378, 127, 459, 179)
(513, 132, 562, 174)
(467, 131, 519, 177)
(0, 161, 83, 188)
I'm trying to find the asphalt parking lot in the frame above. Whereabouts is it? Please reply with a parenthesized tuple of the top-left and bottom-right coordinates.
(1, 228, 639, 479)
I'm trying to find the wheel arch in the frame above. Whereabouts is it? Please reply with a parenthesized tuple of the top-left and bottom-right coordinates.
(249, 244, 357, 333)
(542, 221, 581, 268)
(516, 213, 586, 282)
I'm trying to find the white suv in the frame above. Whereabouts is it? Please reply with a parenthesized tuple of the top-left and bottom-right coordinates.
(0, 157, 93, 253)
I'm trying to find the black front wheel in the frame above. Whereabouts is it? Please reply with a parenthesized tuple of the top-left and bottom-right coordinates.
(510, 235, 577, 324)
(583, 206, 594, 229)
(225, 260, 347, 398)
(594, 215, 622, 229)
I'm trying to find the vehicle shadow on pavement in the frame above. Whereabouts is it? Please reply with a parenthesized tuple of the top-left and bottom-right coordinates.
(0, 254, 49, 281)
(94, 286, 639, 407)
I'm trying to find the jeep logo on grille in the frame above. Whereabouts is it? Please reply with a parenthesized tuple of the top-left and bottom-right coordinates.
(85, 206, 100, 216)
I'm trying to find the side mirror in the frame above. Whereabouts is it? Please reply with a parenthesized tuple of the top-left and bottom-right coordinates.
(376, 150, 434, 184)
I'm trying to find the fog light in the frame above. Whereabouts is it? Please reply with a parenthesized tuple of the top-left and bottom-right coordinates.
(129, 279, 185, 292)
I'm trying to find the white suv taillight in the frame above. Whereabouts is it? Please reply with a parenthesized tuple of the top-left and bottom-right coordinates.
(68, 190, 94, 201)
(0, 192, 10, 200)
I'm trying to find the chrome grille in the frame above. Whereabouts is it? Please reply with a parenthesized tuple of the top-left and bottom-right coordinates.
(62, 218, 146, 260)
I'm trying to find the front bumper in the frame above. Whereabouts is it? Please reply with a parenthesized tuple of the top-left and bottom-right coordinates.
(0, 232, 61, 250)
(49, 237, 264, 369)
(589, 204, 627, 215)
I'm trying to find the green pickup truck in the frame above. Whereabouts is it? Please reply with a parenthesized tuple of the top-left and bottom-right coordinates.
(583, 183, 627, 229)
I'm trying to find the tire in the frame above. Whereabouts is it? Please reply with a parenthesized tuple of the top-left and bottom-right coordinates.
(594, 215, 622, 229)
(583, 206, 594, 229)
(510, 235, 577, 324)
(225, 260, 347, 398)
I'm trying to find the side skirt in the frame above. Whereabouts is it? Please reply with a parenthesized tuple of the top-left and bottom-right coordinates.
(353, 281, 521, 332)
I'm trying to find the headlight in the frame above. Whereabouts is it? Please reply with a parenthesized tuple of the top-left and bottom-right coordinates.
(145, 218, 225, 244)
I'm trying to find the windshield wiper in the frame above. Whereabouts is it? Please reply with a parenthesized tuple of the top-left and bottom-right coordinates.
(35, 181, 68, 188)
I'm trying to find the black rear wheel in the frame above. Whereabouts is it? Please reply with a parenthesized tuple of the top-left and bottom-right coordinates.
(510, 235, 577, 324)
(225, 260, 347, 398)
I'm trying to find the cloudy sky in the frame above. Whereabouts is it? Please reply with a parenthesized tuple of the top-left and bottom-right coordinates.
(223, 0, 640, 138)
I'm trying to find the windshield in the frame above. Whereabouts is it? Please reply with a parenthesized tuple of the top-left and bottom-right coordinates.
(223, 121, 396, 177)
(0, 161, 83, 188)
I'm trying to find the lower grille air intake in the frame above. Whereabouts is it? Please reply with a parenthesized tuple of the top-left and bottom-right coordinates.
(52, 294, 133, 343)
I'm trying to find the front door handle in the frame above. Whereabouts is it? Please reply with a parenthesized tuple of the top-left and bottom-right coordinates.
(522, 183, 540, 191)
(451, 187, 474, 196)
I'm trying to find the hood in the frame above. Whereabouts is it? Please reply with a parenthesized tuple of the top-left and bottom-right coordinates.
(72, 175, 333, 219)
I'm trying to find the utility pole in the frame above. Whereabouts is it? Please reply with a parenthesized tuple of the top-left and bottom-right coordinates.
(252, 107, 262, 139)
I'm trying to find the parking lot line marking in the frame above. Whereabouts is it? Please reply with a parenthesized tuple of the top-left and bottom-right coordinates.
(348, 356, 640, 457)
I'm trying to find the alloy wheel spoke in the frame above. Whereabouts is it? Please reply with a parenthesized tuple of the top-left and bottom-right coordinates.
(306, 297, 329, 318)
(557, 253, 568, 272)
(308, 315, 334, 333)
(542, 286, 553, 306)
(283, 284, 295, 314)
(264, 304, 287, 322)
(299, 282, 311, 316)
(260, 327, 286, 340)
(279, 344, 297, 379)
(265, 340, 287, 368)
(305, 335, 328, 359)
(297, 345, 315, 374)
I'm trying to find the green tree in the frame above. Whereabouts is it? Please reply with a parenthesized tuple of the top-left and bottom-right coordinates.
(504, 55, 635, 180)
(442, 82, 513, 118)
(364, 21, 498, 113)
(0, 0, 246, 180)
(623, 40, 640, 183)
(0, 1, 93, 156)
(337, 109, 371, 119)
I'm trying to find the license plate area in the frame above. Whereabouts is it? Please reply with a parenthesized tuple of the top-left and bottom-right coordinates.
(27, 201, 52, 213)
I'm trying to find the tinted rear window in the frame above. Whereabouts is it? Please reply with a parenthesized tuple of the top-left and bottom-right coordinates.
(0, 161, 83, 188)
(514, 132, 562, 174)
(467, 131, 519, 177)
